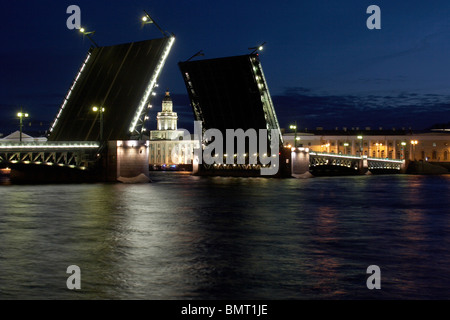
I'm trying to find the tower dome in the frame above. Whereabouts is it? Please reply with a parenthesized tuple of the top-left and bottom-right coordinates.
(157, 89, 178, 130)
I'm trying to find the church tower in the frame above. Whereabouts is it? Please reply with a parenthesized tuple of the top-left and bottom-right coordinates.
(157, 90, 178, 131)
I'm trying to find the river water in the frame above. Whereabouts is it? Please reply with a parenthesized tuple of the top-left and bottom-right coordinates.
(0, 172, 449, 300)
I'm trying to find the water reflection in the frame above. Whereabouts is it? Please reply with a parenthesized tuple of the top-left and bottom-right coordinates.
(0, 173, 449, 299)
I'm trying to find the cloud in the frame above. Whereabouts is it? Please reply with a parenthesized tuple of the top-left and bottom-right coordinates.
(272, 87, 450, 130)
(1, 87, 448, 136)
(155, 88, 450, 131)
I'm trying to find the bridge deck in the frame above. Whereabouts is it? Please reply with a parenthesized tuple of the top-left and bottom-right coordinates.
(308, 151, 405, 173)
(309, 151, 404, 163)
(0, 142, 101, 169)
(0, 142, 100, 151)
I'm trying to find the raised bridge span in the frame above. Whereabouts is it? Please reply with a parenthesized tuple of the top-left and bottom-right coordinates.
(1, 33, 175, 183)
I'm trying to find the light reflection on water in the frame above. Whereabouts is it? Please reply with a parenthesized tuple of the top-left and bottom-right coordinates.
(0, 173, 449, 299)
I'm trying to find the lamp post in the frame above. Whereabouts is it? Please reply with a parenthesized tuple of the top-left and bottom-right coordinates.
(17, 110, 29, 142)
(357, 135, 363, 156)
(411, 140, 418, 161)
(79, 27, 99, 47)
(290, 122, 298, 148)
(249, 42, 266, 55)
(401, 142, 407, 160)
(142, 10, 168, 37)
(92, 106, 105, 141)
(343, 142, 349, 155)
(376, 143, 383, 157)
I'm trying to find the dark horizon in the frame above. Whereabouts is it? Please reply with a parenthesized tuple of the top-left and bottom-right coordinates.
(1, 91, 448, 138)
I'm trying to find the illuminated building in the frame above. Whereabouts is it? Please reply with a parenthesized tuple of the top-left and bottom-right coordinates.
(148, 91, 198, 167)
(283, 128, 450, 163)
(150, 91, 181, 140)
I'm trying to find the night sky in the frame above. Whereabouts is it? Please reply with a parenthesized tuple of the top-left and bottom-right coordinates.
(1, 0, 449, 136)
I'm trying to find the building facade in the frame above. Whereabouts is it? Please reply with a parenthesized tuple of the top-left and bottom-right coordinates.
(283, 129, 450, 162)
(148, 91, 199, 167)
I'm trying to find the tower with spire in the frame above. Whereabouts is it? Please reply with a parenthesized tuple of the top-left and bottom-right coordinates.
(149, 89, 199, 167)
(157, 90, 178, 131)
(150, 89, 182, 140)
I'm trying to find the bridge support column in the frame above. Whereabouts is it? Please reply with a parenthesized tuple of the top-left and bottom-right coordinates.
(107, 141, 150, 183)
(358, 157, 369, 175)
(192, 148, 201, 175)
(291, 148, 310, 177)
(401, 160, 408, 173)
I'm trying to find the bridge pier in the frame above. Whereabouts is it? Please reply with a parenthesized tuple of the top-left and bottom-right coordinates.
(106, 141, 150, 183)
(0, 140, 151, 183)
(291, 148, 310, 177)
(359, 157, 369, 175)
(401, 160, 409, 174)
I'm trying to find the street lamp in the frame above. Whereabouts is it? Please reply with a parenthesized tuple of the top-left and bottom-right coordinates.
(142, 10, 168, 36)
(343, 142, 349, 155)
(411, 140, 418, 161)
(249, 42, 266, 54)
(401, 141, 407, 160)
(186, 50, 205, 62)
(290, 121, 298, 148)
(375, 143, 383, 157)
(92, 106, 105, 141)
(17, 110, 29, 142)
(321, 143, 330, 152)
(79, 27, 99, 47)
(357, 135, 363, 155)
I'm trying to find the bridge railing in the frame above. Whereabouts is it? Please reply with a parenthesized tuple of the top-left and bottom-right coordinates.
(0, 141, 100, 151)
(366, 157, 404, 163)
(0, 142, 102, 169)
(309, 151, 362, 160)
(309, 151, 404, 163)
